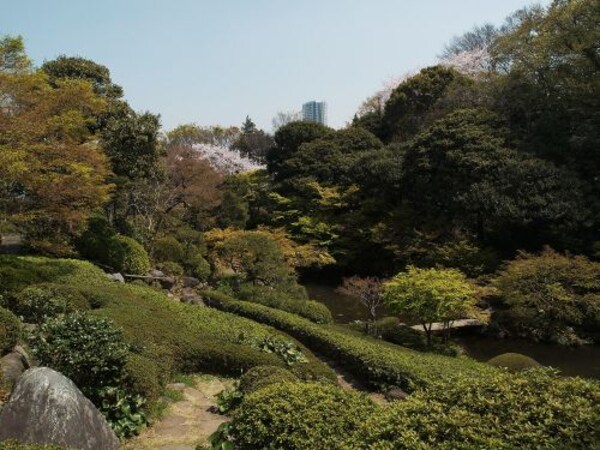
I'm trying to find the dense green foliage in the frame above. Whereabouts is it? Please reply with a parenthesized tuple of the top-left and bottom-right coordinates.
(494, 248, 600, 344)
(0, 256, 334, 405)
(237, 284, 332, 324)
(0, 306, 21, 354)
(217, 370, 600, 449)
(384, 266, 479, 343)
(202, 290, 491, 392)
(12, 283, 90, 323)
(229, 382, 376, 450)
(238, 365, 299, 394)
(108, 235, 151, 275)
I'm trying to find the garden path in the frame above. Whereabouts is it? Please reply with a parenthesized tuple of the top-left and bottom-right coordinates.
(125, 375, 234, 450)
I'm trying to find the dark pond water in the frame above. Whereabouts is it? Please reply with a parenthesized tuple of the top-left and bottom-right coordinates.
(305, 282, 600, 380)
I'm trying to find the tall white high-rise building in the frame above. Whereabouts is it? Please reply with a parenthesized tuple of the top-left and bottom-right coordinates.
(302, 101, 327, 125)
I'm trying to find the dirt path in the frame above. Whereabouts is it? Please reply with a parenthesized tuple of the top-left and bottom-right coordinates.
(126, 375, 234, 450)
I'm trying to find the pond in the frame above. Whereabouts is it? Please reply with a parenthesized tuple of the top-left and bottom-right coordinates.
(305, 281, 600, 380)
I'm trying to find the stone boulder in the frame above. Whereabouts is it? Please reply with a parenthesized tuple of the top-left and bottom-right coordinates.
(0, 367, 119, 450)
(182, 276, 200, 288)
(0, 352, 26, 389)
(387, 387, 409, 401)
(106, 273, 125, 283)
(149, 269, 165, 278)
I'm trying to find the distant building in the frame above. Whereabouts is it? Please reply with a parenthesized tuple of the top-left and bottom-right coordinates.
(302, 101, 327, 125)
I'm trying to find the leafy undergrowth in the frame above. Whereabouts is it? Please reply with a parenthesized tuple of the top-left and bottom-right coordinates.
(0, 256, 335, 411)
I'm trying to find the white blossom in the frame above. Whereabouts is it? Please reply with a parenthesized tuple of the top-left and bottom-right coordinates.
(191, 143, 264, 175)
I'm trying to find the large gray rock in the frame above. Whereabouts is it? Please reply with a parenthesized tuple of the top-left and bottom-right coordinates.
(106, 273, 125, 283)
(0, 367, 119, 450)
(182, 276, 200, 288)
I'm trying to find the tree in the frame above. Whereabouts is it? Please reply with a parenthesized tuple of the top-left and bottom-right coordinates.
(383, 266, 479, 344)
(0, 35, 31, 73)
(271, 110, 302, 132)
(337, 276, 384, 335)
(204, 228, 297, 289)
(382, 65, 472, 142)
(402, 108, 586, 247)
(0, 63, 112, 254)
(241, 115, 257, 133)
(266, 121, 333, 180)
(494, 248, 600, 345)
(232, 116, 274, 164)
(41, 55, 123, 98)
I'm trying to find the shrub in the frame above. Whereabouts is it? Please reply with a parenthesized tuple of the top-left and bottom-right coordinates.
(494, 248, 600, 344)
(153, 236, 185, 263)
(238, 365, 298, 394)
(12, 283, 90, 323)
(76, 216, 115, 264)
(0, 307, 21, 354)
(96, 385, 148, 438)
(188, 254, 211, 281)
(202, 290, 490, 392)
(351, 369, 600, 449)
(108, 235, 151, 275)
(487, 352, 541, 371)
(157, 261, 184, 277)
(28, 312, 130, 400)
(237, 284, 333, 324)
(228, 382, 376, 450)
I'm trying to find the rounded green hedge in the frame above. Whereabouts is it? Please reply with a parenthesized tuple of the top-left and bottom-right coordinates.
(0, 306, 21, 354)
(188, 254, 211, 281)
(229, 382, 376, 450)
(108, 235, 151, 275)
(153, 236, 185, 263)
(12, 283, 90, 323)
(487, 352, 541, 372)
(238, 365, 298, 394)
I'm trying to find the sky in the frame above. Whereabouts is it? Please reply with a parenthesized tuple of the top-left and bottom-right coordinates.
(2, 0, 550, 132)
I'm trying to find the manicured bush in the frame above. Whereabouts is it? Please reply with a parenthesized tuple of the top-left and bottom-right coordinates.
(487, 352, 541, 371)
(108, 235, 151, 275)
(494, 248, 600, 344)
(76, 216, 115, 264)
(28, 312, 130, 399)
(237, 284, 333, 324)
(156, 261, 184, 277)
(188, 254, 211, 281)
(202, 290, 491, 392)
(12, 283, 90, 323)
(238, 365, 298, 394)
(0, 306, 21, 354)
(351, 369, 600, 449)
(229, 382, 376, 450)
(152, 236, 185, 263)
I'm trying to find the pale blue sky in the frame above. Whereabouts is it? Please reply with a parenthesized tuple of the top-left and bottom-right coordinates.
(2, 0, 549, 132)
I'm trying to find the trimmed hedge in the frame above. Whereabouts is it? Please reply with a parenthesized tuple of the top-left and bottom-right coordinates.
(351, 369, 600, 449)
(12, 283, 90, 323)
(152, 236, 185, 263)
(202, 290, 492, 392)
(487, 352, 541, 372)
(0, 306, 21, 354)
(0, 256, 335, 406)
(236, 284, 333, 324)
(219, 370, 600, 449)
(108, 235, 150, 275)
(230, 382, 376, 450)
(238, 365, 298, 394)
